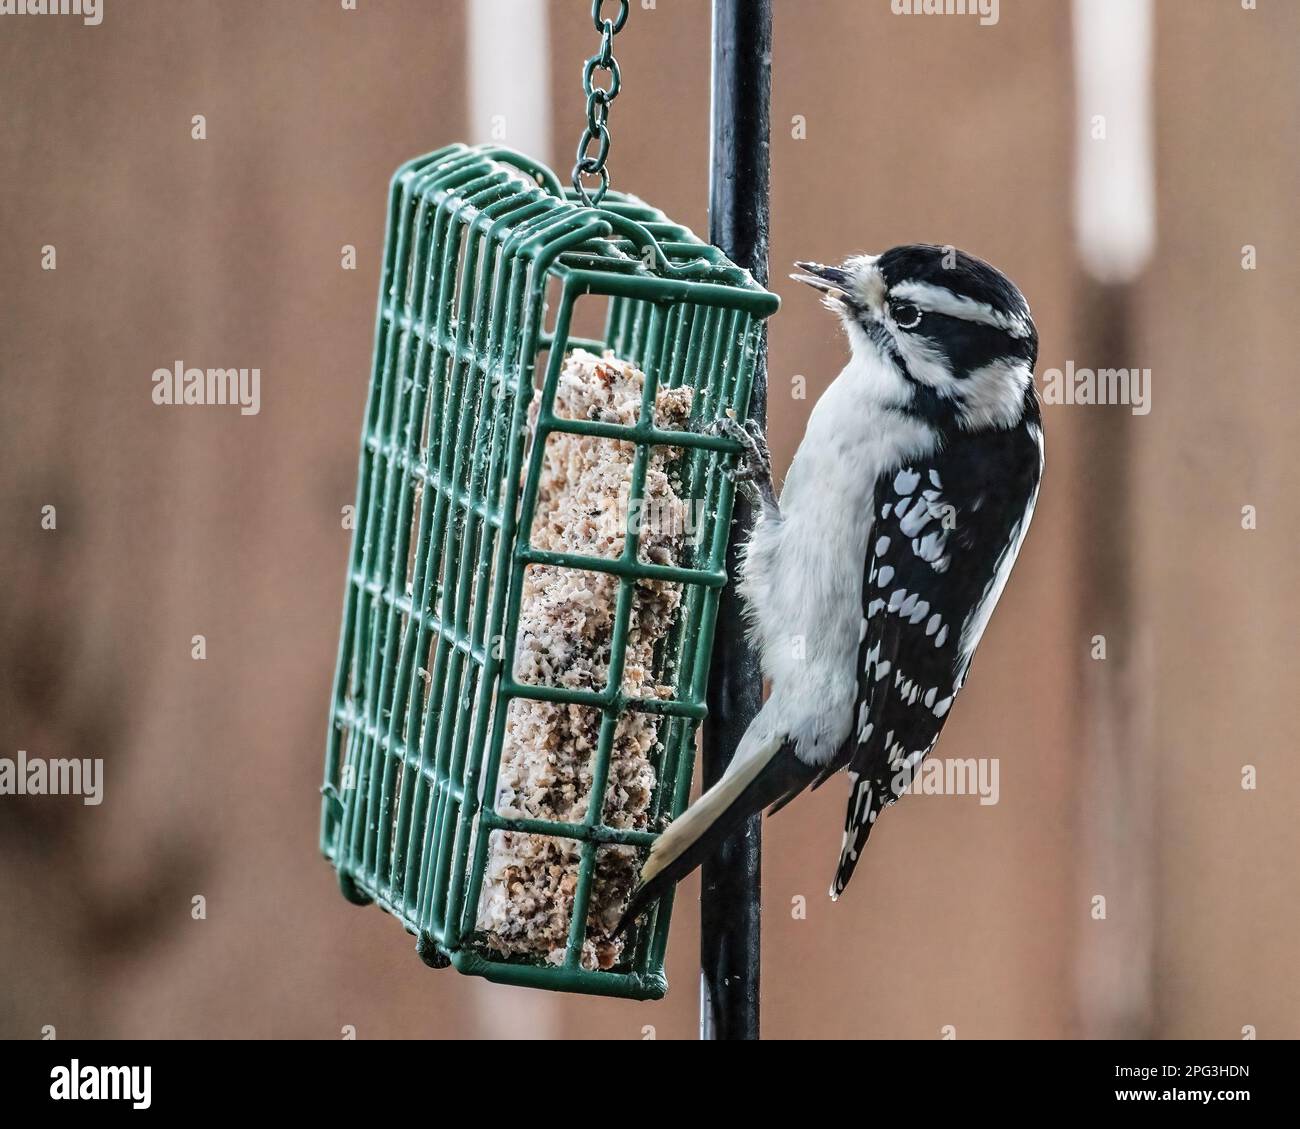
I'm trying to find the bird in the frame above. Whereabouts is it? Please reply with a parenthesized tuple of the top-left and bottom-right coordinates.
(616, 244, 1044, 933)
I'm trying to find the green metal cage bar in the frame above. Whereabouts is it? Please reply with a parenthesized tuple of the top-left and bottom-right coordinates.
(320, 144, 779, 999)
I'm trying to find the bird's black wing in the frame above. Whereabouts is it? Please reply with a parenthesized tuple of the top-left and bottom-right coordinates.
(829, 423, 1043, 898)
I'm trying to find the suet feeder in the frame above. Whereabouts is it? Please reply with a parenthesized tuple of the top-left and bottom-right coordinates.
(319, 142, 778, 999)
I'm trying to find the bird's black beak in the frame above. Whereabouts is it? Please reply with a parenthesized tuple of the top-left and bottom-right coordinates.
(791, 261, 852, 299)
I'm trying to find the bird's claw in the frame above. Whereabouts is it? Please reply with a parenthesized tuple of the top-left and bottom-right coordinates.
(704, 416, 777, 511)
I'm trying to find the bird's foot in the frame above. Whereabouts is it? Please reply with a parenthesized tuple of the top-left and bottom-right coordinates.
(705, 416, 778, 513)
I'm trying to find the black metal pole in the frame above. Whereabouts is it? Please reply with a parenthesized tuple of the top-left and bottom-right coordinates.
(701, 0, 772, 1042)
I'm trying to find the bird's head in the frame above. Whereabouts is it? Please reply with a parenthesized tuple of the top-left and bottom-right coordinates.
(793, 244, 1039, 432)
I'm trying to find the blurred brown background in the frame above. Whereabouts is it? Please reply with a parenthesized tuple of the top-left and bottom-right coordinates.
(1, 0, 1296, 1040)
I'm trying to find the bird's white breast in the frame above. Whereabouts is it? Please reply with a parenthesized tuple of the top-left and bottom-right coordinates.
(739, 349, 936, 765)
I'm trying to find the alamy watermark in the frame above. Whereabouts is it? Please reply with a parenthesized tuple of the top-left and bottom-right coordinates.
(0, 0, 103, 26)
(0, 750, 103, 806)
(50, 1061, 150, 1110)
(1039, 361, 1151, 416)
(891, 755, 1000, 805)
(626, 495, 706, 541)
(891, 0, 999, 27)
(152, 361, 261, 416)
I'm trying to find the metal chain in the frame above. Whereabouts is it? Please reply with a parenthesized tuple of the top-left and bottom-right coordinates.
(572, 0, 628, 207)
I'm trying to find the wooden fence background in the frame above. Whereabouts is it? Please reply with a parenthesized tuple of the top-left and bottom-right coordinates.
(1, 0, 1295, 1039)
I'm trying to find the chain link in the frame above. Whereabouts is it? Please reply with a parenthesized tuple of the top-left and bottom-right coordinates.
(572, 0, 628, 207)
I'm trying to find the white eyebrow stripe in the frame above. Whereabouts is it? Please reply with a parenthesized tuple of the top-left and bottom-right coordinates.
(890, 280, 1032, 339)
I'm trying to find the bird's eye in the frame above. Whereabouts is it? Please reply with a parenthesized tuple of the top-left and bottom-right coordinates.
(890, 301, 922, 330)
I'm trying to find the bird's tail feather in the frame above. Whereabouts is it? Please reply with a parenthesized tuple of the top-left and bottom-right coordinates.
(613, 729, 816, 937)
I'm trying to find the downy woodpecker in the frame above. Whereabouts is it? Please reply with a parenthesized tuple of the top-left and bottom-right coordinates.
(619, 244, 1044, 930)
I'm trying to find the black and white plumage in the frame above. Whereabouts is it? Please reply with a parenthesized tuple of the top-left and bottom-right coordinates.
(617, 244, 1043, 931)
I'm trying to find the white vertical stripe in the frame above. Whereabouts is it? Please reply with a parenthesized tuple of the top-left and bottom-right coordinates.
(1071, 0, 1156, 283)
(474, 980, 561, 1040)
(467, 0, 552, 163)
(466, 1, 554, 1041)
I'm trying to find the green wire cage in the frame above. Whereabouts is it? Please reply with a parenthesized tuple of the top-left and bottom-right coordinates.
(319, 143, 778, 1000)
